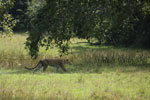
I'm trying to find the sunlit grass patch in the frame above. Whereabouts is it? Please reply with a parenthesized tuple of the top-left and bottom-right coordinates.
(0, 70, 150, 100)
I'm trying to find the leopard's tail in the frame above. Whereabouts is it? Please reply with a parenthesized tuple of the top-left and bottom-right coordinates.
(24, 61, 41, 70)
(24, 66, 36, 70)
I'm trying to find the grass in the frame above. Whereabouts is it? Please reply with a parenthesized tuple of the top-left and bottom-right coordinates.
(0, 34, 150, 100)
(1, 71, 150, 100)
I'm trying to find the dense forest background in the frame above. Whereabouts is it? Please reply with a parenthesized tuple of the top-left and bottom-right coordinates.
(0, 0, 150, 57)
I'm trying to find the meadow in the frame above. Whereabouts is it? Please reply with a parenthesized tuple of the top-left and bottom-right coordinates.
(0, 34, 150, 100)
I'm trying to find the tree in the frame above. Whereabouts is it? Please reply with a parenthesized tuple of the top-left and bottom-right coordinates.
(26, 0, 150, 58)
(26, 0, 72, 58)
(9, 0, 29, 31)
(26, 0, 106, 58)
(104, 0, 150, 47)
(0, 0, 16, 35)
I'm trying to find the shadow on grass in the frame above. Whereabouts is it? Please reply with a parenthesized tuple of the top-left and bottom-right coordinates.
(0, 67, 71, 75)
(71, 42, 148, 54)
(66, 64, 150, 74)
(71, 44, 114, 54)
(0, 68, 31, 75)
(1, 64, 150, 75)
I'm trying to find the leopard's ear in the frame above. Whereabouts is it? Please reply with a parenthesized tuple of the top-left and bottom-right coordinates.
(63, 58, 69, 61)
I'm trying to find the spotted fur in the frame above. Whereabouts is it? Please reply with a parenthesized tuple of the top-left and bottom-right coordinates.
(25, 59, 71, 73)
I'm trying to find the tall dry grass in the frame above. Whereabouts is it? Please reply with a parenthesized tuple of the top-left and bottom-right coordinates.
(0, 34, 60, 69)
(0, 34, 150, 70)
(71, 49, 150, 66)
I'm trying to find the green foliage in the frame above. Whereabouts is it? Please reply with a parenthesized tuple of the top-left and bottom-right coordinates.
(26, 0, 150, 58)
(0, 0, 16, 35)
(1, 14, 16, 35)
(104, 0, 150, 47)
(26, 0, 106, 58)
(9, 0, 29, 31)
(27, 0, 45, 17)
(26, 0, 73, 58)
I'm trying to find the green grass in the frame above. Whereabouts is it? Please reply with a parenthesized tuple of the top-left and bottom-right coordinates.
(0, 34, 150, 100)
(1, 70, 150, 100)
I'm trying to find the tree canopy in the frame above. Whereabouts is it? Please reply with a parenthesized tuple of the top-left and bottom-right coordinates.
(1, 0, 149, 58)
(25, 0, 150, 58)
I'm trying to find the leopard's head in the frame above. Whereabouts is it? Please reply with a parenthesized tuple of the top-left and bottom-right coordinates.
(64, 59, 72, 65)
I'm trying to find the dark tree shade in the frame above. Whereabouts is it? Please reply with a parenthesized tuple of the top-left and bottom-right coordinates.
(26, 0, 150, 58)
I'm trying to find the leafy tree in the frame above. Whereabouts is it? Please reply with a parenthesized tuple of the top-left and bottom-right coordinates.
(104, 0, 150, 47)
(26, 0, 107, 58)
(9, 0, 29, 31)
(26, 0, 150, 58)
(0, 0, 16, 35)
(26, 0, 72, 58)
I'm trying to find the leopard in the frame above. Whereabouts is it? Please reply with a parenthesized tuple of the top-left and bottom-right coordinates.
(25, 58, 72, 73)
